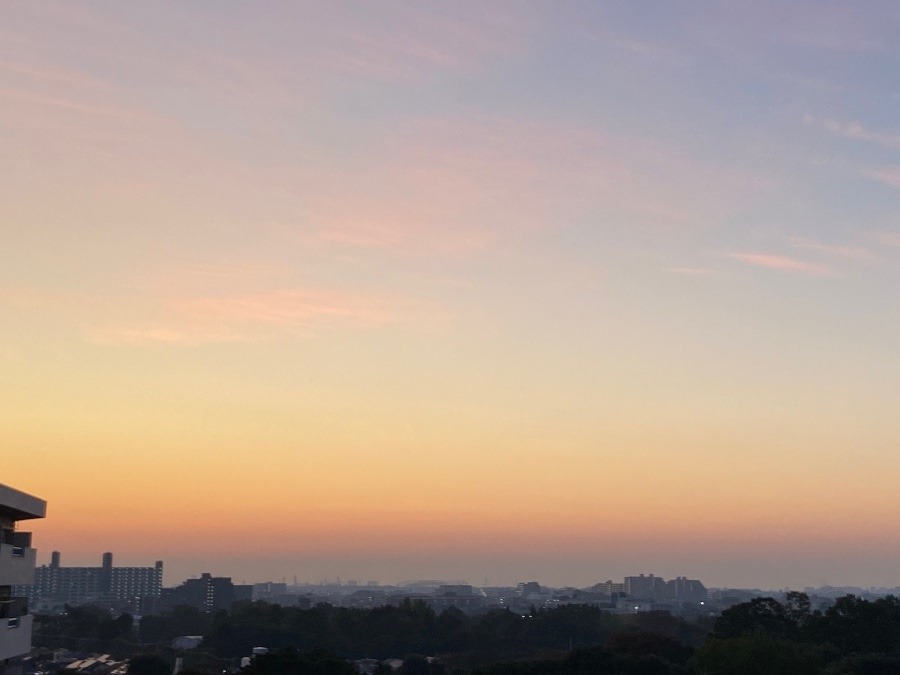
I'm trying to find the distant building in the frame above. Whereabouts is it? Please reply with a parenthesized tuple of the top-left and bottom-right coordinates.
(516, 582, 542, 596)
(625, 574, 667, 600)
(667, 576, 707, 603)
(590, 580, 626, 597)
(0, 483, 46, 675)
(252, 582, 287, 600)
(18, 553, 162, 612)
(158, 573, 252, 612)
(623, 574, 707, 602)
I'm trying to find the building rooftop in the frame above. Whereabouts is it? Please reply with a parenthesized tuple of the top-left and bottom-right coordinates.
(0, 483, 47, 521)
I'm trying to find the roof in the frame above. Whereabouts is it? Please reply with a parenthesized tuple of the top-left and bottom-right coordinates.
(0, 483, 47, 521)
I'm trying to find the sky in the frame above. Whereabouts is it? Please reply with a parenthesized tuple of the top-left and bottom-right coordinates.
(3, 1, 900, 591)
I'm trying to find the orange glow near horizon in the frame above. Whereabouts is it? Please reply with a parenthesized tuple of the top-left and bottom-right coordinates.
(4, 2, 900, 590)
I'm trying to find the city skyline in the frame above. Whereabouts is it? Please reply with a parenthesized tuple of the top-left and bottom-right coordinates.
(4, 2, 900, 590)
(22, 547, 900, 597)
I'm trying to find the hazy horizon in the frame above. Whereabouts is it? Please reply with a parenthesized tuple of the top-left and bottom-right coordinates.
(5, 2, 900, 593)
(27, 545, 900, 593)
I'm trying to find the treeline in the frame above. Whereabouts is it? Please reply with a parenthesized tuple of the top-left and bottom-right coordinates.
(693, 591, 900, 673)
(34, 592, 900, 673)
(204, 600, 706, 663)
(33, 605, 135, 653)
(35, 600, 705, 665)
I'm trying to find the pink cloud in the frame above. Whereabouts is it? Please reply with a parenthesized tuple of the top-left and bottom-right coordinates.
(877, 232, 900, 248)
(0, 4, 527, 182)
(0, 56, 186, 174)
(2, 279, 436, 347)
(171, 289, 396, 326)
(89, 287, 434, 346)
(862, 166, 900, 190)
(299, 116, 763, 257)
(91, 326, 250, 348)
(727, 252, 830, 275)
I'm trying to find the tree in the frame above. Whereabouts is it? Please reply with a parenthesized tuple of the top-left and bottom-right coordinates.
(240, 647, 354, 675)
(129, 654, 172, 675)
(691, 634, 823, 675)
(712, 597, 796, 640)
(822, 594, 900, 655)
(606, 631, 692, 666)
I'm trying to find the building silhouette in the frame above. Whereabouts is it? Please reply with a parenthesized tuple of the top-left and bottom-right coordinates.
(157, 573, 252, 612)
(0, 483, 46, 675)
(19, 552, 162, 613)
(623, 573, 707, 602)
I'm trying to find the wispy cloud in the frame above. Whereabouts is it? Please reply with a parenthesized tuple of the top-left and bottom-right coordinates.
(666, 267, 717, 277)
(304, 2, 531, 82)
(172, 290, 396, 326)
(694, 2, 886, 54)
(0, 85, 160, 122)
(90, 288, 435, 347)
(90, 326, 252, 348)
(804, 115, 900, 150)
(862, 166, 900, 190)
(2, 279, 439, 347)
(876, 232, 900, 248)
(298, 115, 763, 258)
(727, 252, 830, 276)
(791, 237, 875, 262)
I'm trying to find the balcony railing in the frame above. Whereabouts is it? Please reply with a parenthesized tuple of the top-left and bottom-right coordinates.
(0, 598, 27, 620)
(0, 529, 31, 548)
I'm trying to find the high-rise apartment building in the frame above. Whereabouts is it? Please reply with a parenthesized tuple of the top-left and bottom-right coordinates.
(158, 573, 252, 612)
(623, 573, 707, 602)
(20, 553, 162, 612)
(0, 483, 46, 675)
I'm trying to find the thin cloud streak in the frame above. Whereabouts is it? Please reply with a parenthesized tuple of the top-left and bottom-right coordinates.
(172, 290, 397, 326)
(862, 166, 900, 190)
(804, 115, 900, 150)
(667, 267, 717, 277)
(727, 252, 831, 275)
(2, 282, 436, 347)
(876, 232, 900, 248)
(791, 237, 876, 263)
(0, 86, 161, 121)
(92, 287, 439, 347)
(301, 116, 764, 257)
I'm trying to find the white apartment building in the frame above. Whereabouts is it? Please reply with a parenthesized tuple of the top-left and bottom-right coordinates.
(0, 484, 46, 675)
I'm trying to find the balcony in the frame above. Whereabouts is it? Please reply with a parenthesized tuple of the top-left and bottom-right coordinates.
(0, 530, 32, 549)
(0, 613, 33, 661)
(0, 544, 37, 586)
(0, 598, 27, 620)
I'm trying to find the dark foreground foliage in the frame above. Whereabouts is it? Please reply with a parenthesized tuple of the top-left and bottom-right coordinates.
(241, 647, 355, 675)
(32, 592, 900, 673)
(204, 601, 629, 661)
(693, 593, 900, 674)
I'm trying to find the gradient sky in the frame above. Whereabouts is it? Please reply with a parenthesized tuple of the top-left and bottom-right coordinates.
(3, 1, 900, 590)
